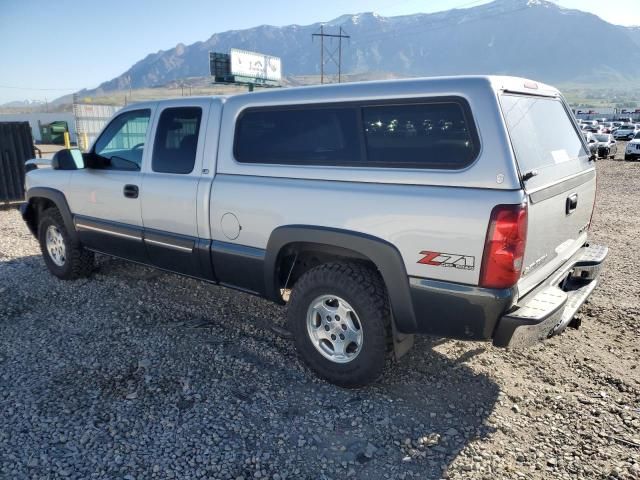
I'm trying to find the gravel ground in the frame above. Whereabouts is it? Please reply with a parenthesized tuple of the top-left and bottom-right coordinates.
(1, 149, 639, 480)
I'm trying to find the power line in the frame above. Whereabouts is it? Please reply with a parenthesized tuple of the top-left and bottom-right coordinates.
(312, 26, 350, 84)
(0, 84, 84, 91)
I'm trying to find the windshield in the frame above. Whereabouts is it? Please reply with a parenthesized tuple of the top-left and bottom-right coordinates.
(594, 134, 609, 142)
(635, 132, 640, 139)
(620, 125, 634, 130)
(501, 94, 588, 184)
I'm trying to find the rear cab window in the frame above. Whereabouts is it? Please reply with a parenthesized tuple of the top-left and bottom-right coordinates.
(500, 94, 591, 190)
(234, 98, 479, 169)
(234, 107, 360, 165)
(152, 107, 202, 174)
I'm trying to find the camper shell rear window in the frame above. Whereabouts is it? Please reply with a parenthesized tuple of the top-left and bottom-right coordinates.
(233, 97, 480, 170)
(501, 94, 587, 174)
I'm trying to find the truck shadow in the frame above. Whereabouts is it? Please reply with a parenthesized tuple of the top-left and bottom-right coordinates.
(1, 255, 500, 479)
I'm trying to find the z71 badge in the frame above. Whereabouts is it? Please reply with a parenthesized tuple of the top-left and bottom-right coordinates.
(418, 251, 476, 271)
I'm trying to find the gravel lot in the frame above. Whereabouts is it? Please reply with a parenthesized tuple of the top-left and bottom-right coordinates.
(1, 149, 639, 480)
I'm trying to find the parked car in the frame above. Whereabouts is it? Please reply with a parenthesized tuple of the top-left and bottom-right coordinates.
(600, 122, 620, 134)
(593, 133, 617, 159)
(582, 123, 599, 133)
(613, 124, 637, 140)
(625, 131, 640, 161)
(19, 76, 608, 386)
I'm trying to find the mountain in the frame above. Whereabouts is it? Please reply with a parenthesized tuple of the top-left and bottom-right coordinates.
(89, 0, 640, 94)
(0, 99, 46, 108)
(628, 26, 640, 48)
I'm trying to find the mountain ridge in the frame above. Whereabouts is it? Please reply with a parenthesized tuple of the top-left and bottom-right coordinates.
(84, 0, 640, 95)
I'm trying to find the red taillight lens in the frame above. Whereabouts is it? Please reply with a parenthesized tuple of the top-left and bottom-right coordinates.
(479, 203, 528, 289)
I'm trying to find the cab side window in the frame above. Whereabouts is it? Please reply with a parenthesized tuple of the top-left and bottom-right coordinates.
(93, 109, 151, 171)
(152, 107, 202, 174)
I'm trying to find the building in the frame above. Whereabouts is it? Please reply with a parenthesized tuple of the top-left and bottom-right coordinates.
(0, 112, 77, 144)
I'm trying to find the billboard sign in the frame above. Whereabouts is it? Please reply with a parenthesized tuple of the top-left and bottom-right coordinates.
(230, 48, 282, 83)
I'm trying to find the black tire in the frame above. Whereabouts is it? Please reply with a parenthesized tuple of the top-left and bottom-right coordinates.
(38, 208, 94, 280)
(287, 262, 391, 388)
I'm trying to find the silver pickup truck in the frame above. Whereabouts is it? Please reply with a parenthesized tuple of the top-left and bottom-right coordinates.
(20, 76, 607, 387)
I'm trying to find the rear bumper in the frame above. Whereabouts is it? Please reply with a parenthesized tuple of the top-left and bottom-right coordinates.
(493, 243, 608, 348)
(407, 243, 607, 345)
(409, 279, 515, 339)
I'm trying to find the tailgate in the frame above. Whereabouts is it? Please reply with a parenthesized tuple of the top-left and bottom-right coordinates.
(500, 94, 595, 296)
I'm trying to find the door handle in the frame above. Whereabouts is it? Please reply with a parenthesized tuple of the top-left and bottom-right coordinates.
(566, 193, 578, 214)
(123, 184, 139, 199)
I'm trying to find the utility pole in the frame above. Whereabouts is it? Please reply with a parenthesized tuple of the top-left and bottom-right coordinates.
(338, 27, 343, 83)
(312, 26, 350, 84)
(320, 25, 324, 84)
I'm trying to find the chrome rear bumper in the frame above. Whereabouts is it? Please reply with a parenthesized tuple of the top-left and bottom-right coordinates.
(493, 244, 608, 348)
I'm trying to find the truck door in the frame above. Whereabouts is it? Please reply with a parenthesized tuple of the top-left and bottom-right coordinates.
(67, 108, 154, 263)
(140, 100, 210, 277)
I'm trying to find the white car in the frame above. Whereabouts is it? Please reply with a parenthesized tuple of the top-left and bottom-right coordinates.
(593, 133, 617, 159)
(613, 124, 638, 140)
(625, 132, 640, 161)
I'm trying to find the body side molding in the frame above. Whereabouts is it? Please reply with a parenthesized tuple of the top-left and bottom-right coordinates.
(211, 240, 266, 295)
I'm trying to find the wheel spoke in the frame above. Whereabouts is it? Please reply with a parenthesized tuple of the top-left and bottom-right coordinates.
(332, 338, 347, 356)
(336, 303, 350, 322)
(315, 327, 332, 342)
(316, 302, 336, 321)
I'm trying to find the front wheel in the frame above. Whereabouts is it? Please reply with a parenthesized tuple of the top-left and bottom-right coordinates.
(38, 208, 94, 280)
(287, 262, 391, 387)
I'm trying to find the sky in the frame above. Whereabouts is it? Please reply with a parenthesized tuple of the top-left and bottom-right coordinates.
(1, 0, 639, 103)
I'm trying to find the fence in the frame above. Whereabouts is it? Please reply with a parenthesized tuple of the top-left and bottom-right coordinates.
(73, 103, 122, 151)
(0, 122, 34, 203)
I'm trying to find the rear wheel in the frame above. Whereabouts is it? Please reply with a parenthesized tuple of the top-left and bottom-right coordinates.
(287, 262, 391, 387)
(38, 208, 94, 280)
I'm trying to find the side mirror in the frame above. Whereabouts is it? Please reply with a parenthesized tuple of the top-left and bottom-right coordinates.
(82, 151, 105, 169)
(51, 148, 85, 170)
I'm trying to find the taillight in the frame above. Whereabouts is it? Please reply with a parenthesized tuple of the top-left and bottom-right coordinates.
(479, 203, 528, 289)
